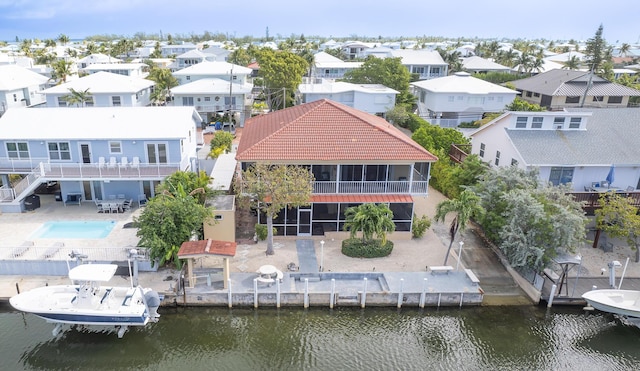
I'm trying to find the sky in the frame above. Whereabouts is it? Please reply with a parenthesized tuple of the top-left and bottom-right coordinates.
(0, 0, 638, 45)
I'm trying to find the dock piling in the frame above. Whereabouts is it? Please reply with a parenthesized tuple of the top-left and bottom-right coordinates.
(361, 277, 368, 308)
(419, 278, 427, 308)
(397, 278, 404, 308)
(304, 278, 309, 308)
(330, 279, 335, 309)
(253, 278, 258, 309)
(227, 279, 232, 308)
(547, 284, 557, 308)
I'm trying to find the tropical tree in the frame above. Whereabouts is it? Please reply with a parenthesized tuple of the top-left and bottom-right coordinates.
(504, 97, 546, 111)
(57, 34, 70, 46)
(44, 39, 57, 48)
(147, 66, 178, 105)
(228, 47, 253, 66)
(50, 59, 75, 84)
(236, 164, 314, 255)
(343, 203, 396, 244)
(256, 48, 309, 110)
(563, 55, 582, 70)
(619, 43, 631, 58)
(20, 39, 33, 57)
(342, 55, 415, 108)
(135, 183, 214, 269)
(62, 88, 92, 107)
(208, 131, 234, 158)
(155, 170, 214, 205)
(434, 190, 484, 265)
(584, 24, 608, 74)
(595, 193, 640, 262)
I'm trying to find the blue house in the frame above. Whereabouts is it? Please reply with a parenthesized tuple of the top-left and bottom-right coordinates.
(0, 106, 202, 213)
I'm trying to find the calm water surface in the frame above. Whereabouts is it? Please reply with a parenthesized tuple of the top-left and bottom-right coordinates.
(2, 304, 640, 371)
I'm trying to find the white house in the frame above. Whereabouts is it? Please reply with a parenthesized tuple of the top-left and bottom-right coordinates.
(41, 71, 155, 107)
(0, 65, 49, 115)
(161, 43, 198, 57)
(82, 63, 149, 78)
(76, 54, 122, 69)
(461, 56, 512, 74)
(172, 61, 252, 86)
(169, 49, 216, 72)
(171, 78, 253, 125)
(311, 52, 363, 80)
(411, 72, 518, 127)
(363, 49, 448, 80)
(468, 108, 640, 192)
(297, 81, 397, 116)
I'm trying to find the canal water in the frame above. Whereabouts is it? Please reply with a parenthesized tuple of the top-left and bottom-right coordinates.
(2, 304, 640, 371)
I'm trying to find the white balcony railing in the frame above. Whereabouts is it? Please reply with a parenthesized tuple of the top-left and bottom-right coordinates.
(0, 157, 50, 172)
(313, 180, 429, 194)
(41, 162, 182, 180)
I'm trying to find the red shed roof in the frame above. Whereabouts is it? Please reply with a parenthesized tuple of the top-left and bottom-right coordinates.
(236, 99, 437, 162)
(178, 239, 237, 258)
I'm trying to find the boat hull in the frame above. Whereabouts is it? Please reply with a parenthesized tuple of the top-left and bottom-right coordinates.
(582, 289, 640, 318)
(10, 284, 154, 327)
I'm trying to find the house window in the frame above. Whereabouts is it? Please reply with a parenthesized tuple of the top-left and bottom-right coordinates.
(48, 142, 71, 160)
(109, 141, 122, 154)
(214, 215, 223, 221)
(592, 96, 604, 102)
(569, 117, 581, 129)
(13, 94, 17, 102)
(479, 143, 485, 158)
(495, 151, 500, 166)
(457, 96, 463, 100)
(431, 67, 440, 74)
(186, 76, 191, 81)
(553, 117, 565, 129)
(608, 96, 623, 104)
(224, 96, 236, 108)
(526, 91, 532, 97)
(488, 96, 495, 101)
(565, 96, 580, 104)
(112, 96, 121, 106)
(232, 75, 237, 80)
(515, 117, 528, 128)
(448, 96, 454, 102)
(6, 142, 29, 159)
(511, 158, 518, 166)
(57, 97, 67, 107)
(531, 117, 543, 129)
(85, 97, 94, 107)
(412, 66, 425, 74)
(204, 97, 211, 102)
(497, 96, 503, 102)
(182, 97, 194, 106)
(533, 93, 540, 97)
(549, 167, 574, 186)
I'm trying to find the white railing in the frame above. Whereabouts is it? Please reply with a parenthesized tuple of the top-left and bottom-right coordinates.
(0, 157, 50, 172)
(195, 104, 241, 112)
(42, 162, 182, 180)
(313, 180, 429, 194)
(1, 245, 150, 262)
(12, 169, 42, 200)
(0, 184, 15, 201)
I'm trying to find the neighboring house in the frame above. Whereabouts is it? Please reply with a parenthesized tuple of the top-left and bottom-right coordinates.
(511, 59, 564, 75)
(161, 43, 198, 57)
(363, 49, 448, 80)
(41, 71, 155, 107)
(169, 49, 216, 72)
(544, 51, 587, 63)
(0, 65, 49, 115)
(411, 72, 518, 127)
(341, 41, 377, 60)
(172, 61, 252, 86)
(510, 69, 640, 109)
(461, 56, 512, 74)
(468, 108, 640, 192)
(171, 78, 253, 125)
(297, 81, 398, 116)
(76, 54, 122, 69)
(235, 99, 437, 238)
(311, 52, 363, 80)
(201, 46, 231, 62)
(0, 107, 201, 213)
(82, 63, 149, 78)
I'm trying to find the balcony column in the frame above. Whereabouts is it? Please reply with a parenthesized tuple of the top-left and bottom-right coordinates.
(335, 164, 340, 194)
(409, 164, 415, 194)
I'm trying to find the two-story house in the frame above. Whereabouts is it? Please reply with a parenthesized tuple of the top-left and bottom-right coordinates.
(461, 56, 512, 74)
(235, 99, 437, 238)
(411, 72, 518, 127)
(311, 52, 363, 80)
(297, 81, 398, 117)
(161, 43, 198, 58)
(468, 108, 640, 192)
(76, 54, 122, 69)
(0, 107, 201, 213)
(172, 61, 253, 126)
(510, 69, 640, 109)
(362, 49, 448, 80)
(41, 72, 155, 107)
(0, 65, 49, 115)
(169, 49, 216, 72)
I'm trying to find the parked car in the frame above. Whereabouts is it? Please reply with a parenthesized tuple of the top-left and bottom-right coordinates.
(221, 122, 236, 135)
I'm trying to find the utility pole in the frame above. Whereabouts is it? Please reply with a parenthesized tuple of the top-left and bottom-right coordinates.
(579, 66, 595, 108)
(228, 66, 234, 123)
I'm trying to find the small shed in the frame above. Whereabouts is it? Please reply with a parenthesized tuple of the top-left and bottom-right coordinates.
(177, 239, 237, 289)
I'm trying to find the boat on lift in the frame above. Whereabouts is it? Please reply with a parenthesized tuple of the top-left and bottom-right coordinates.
(9, 263, 161, 338)
(582, 289, 640, 319)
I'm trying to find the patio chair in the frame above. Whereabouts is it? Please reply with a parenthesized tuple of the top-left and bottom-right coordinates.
(107, 157, 117, 168)
(109, 203, 120, 213)
(96, 203, 105, 213)
(10, 241, 33, 258)
(120, 156, 129, 168)
(98, 157, 106, 168)
(42, 242, 64, 259)
(138, 194, 148, 207)
(64, 194, 82, 207)
(123, 199, 133, 211)
(131, 156, 140, 169)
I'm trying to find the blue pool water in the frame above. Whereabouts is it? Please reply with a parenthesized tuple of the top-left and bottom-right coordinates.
(30, 221, 116, 239)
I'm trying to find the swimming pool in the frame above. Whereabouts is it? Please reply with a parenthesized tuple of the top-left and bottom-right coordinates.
(30, 221, 117, 239)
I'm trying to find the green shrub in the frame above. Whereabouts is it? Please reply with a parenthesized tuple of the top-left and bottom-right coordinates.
(341, 238, 394, 258)
(255, 224, 276, 241)
(412, 214, 431, 238)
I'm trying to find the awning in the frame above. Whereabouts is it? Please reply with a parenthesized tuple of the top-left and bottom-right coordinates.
(178, 239, 237, 258)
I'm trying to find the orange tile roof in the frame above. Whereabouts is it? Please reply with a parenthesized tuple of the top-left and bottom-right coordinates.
(178, 239, 237, 258)
(236, 99, 437, 162)
(310, 194, 413, 203)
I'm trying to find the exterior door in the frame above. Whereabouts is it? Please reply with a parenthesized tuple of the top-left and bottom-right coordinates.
(146, 143, 168, 164)
(298, 208, 311, 236)
(79, 142, 92, 164)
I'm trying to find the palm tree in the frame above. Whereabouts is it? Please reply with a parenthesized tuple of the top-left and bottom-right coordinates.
(63, 88, 92, 107)
(57, 34, 70, 46)
(563, 55, 581, 70)
(434, 190, 484, 266)
(147, 67, 178, 105)
(50, 59, 75, 84)
(619, 43, 631, 58)
(343, 203, 396, 244)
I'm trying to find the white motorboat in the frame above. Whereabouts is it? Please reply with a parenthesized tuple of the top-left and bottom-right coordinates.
(9, 264, 161, 338)
(582, 289, 640, 319)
